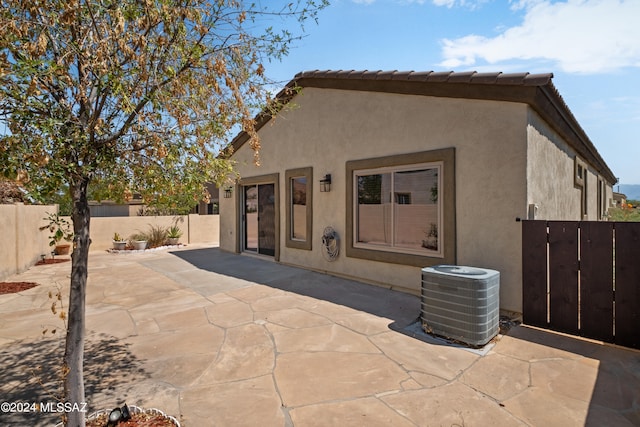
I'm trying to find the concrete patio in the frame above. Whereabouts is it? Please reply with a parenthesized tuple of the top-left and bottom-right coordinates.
(1, 244, 638, 426)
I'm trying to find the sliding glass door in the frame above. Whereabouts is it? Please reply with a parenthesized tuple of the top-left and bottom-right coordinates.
(243, 183, 275, 256)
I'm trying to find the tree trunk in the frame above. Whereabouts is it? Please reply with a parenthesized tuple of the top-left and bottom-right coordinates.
(64, 176, 91, 427)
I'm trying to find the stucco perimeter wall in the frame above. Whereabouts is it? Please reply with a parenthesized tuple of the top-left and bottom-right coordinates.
(0, 210, 218, 278)
(0, 203, 57, 280)
(526, 109, 613, 220)
(88, 214, 219, 252)
(222, 88, 532, 313)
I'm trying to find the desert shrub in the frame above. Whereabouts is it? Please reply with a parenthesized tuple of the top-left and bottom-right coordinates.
(608, 206, 640, 222)
(129, 224, 169, 248)
(167, 224, 182, 239)
(145, 224, 168, 248)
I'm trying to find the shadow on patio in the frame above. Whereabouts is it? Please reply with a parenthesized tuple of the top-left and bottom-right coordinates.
(0, 334, 148, 427)
(168, 246, 420, 331)
(169, 246, 640, 425)
(501, 321, 640, 425)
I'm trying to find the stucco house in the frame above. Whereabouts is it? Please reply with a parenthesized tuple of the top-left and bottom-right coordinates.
(219, 70, 616, 315)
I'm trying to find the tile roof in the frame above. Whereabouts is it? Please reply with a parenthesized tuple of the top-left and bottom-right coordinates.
(294, 70, 554, 86)
(229, 70, 615, 183)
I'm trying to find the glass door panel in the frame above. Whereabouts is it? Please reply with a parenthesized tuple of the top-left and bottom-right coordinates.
(244, 185, 258, 253)
(243, 183, 275, 256)
(258, 184, 275, 256)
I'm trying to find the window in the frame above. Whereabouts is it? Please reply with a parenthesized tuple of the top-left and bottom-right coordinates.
(575, 156, 586, 186)
(285, 167, 313, 250)
(575, 156, 588, 219)
(355, 164, 442, 256)
(346, 148, 456, 267)
(395, 193, 411, 205)
(597, 177, 607, 220)
(291, 176, 308, 239)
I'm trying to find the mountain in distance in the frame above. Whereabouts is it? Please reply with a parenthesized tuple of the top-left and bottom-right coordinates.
(616, 184, 640, 200)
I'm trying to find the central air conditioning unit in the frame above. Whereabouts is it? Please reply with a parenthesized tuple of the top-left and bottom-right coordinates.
(421, 265, 500, 347)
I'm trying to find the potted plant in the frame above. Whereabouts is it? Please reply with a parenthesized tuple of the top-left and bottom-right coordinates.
(57, 404, 181, 427)
(166, 225, 183, 245)
(39, 212, 74, 255)
(112, 232, 127, 250)
(422, 223, 438, 251)
(130, 232, 148, 250)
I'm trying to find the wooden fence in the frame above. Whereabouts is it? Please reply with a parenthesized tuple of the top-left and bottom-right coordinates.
(522, 220, 640, 349)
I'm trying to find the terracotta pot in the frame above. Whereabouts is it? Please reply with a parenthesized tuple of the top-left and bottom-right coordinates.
(54, 244, 71, 255)
(56, 405, 181, 427)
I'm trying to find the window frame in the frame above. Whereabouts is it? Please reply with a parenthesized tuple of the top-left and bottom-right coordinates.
(575, 156, 588, 219)
(236, 173, 280, 261)
(285, 167, 313, 250)
(346, 148, 456, 267)
(597, 176, 607, 220)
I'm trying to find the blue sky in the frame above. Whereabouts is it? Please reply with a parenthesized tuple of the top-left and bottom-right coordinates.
(264, 0, 640, 185)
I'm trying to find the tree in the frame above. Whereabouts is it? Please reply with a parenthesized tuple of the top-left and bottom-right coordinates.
(0, 0, 327, 425)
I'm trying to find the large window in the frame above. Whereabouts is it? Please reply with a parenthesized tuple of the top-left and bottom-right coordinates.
(355, 164, 442, 256)
(285, 167, 313, 250)
(346, 148, 456, 267)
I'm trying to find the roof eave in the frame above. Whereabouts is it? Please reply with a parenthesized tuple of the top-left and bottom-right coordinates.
(535, 84, 617, 183)
(227, 70, 617, 184)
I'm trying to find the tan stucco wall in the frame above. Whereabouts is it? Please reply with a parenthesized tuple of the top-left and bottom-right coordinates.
(88, 214, 219, 251)
(526, 109, 614, 221)
(0, 203, 56, 280)
(222, 88, 615, 314)
(222, 88, 532, 313)
(527, 111, 580, 220)
(220, 192, 238, 253)
(186, 214, 220, 245)
(1, 208, 218, 279)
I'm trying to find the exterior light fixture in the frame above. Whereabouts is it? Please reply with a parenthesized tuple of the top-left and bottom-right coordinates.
(106, 403, 131, 426)
(224, 186, 233, 198)
(320, 174, 332, 192)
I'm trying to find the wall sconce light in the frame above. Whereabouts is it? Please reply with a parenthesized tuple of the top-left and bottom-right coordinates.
(223, 186, 233, 198)
(320, 174, 332, 192)
(106, 403, 131, 426)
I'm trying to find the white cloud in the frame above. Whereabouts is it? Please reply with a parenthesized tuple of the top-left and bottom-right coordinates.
(439, 0, 640, 74)
(432, 0, 456, 6)
(508, 0, 546, 11)
(431, 0, 488, 7)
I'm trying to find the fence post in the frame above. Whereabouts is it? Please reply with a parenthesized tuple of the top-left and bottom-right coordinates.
(579, 221, 614, 343)
(522, 220, 549, 328)
(614, 222, 640, 349)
